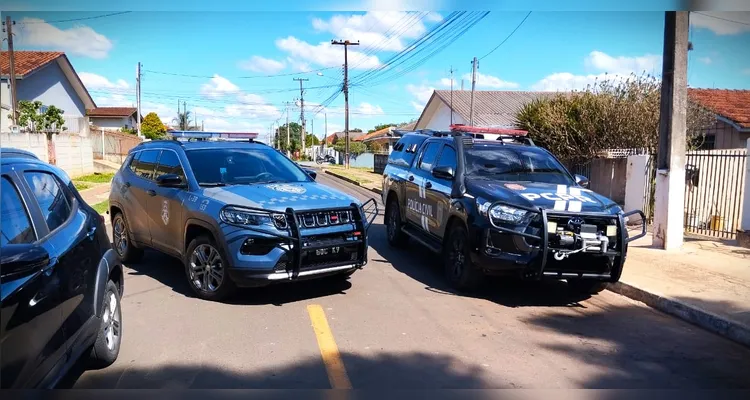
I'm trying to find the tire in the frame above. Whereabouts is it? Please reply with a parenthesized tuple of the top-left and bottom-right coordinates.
(443, 224, 483, 292)
(567, 280, 609, 295)
(88, 280, 122, 369)
(112, 212, 144, 263)
(385, 197, 407, 247)
(185, 235, 237, 302)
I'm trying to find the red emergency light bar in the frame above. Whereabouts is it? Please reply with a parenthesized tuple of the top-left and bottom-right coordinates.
(450, 124, 528, 136)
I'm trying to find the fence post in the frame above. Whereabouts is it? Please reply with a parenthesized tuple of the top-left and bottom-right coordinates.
(624, 155, 650, 220)
(738, 139, 750, 247)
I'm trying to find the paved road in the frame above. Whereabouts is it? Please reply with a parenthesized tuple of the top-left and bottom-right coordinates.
(67, 173, 750, 389)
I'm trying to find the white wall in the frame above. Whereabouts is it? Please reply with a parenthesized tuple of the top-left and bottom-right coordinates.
(624, 155, 650, 223)
(91, 117, 128, 130)
(52, 134, 94, 177)
(0, 133, 49, 162)
(422, 101, 467, 131)
(1, 79, 10, 133)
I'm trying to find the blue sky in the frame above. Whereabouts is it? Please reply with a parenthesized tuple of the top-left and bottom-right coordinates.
(5, 9, 750, 142)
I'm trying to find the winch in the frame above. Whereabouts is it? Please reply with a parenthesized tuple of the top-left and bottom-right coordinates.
(549, 220, 610, 261)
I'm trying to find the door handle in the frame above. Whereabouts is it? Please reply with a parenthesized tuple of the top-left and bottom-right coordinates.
(408, 175, 414, 181)
(425, 182, 432, 189)
(124, 182, 131, 188)
(147, 189, 156, 196)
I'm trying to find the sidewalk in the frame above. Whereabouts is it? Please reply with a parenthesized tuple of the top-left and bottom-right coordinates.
(78, 183, 110, 208)
(612, 233, 750, 347)
(321, 165, 382, 195)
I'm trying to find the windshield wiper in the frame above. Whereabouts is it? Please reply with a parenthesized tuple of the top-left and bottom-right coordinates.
(199, 182, 227, 187)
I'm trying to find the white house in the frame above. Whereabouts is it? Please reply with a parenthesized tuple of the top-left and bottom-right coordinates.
(87, 107, 139, 131)
(1, 51, 96, 134)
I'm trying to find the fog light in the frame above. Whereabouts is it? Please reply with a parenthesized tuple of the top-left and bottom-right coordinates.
(606, 225, 617, 237)
(547, 221, 557, 234)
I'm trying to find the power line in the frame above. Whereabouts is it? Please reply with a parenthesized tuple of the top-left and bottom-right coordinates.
(17, 11, 132, 24)
(142, 66, 338, 80)
(693, 12, 750, 26)
(478, 11, 532, 61)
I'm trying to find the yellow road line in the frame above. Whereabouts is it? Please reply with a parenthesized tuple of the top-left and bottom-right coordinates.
(307, 304, 352, 389)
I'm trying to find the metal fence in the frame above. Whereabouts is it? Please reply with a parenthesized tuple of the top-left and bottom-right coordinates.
(683, 149, 746, 239)
(642, 155, 657, 223)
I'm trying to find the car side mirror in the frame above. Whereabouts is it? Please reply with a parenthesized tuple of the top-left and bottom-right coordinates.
(432, 165, 455, 180)
(304, 168, 317, 180)
(0, 244, 50, 278)
(156, 173, 186, 188)
(575, 174, 589, 188)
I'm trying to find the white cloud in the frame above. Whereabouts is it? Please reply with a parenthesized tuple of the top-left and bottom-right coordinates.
(16, 17, 113, 59)
(462, 72, 519, 89)
(312, 11, 441, 52)
(238, 56, 286, 73)
(697, 56, 713, 65)
(200, 74, 241, 98)
(194, 75, 281, 122)
(355, 102, 384, 116)
(531, 51, 662, 92)
(276, 36, 381, 69)
(410, 101, 424, 112)
(93, 94, 132, 107)
(690, 12, 750, 35)
(287, 57, 313, 73)
(584, 50, 661, 75)
(80, 72, 129, 90)
(406, 83, 435, 104)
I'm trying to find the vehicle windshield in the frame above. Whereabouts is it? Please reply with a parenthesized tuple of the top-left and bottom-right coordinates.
(185, 148, 310, 186)
(464, 146, 575, 185)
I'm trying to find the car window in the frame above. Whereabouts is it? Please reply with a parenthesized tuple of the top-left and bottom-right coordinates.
(418, 142, 441, 172)
(135, 150, 160, 180)
(23, 171, 73, 233)
(1, 176, 36, 246)
(154, 150, 186, 182)
(127, 152, 140, 174)
(464, 146, 575, 185)
(185, 148, 310, 185)
(435, 145, 457, 170)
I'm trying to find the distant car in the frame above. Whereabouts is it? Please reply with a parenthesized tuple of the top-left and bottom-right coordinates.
(108, 138, 377, 302)
(1, 148, 124, 389)
(381, 126, 646, 294)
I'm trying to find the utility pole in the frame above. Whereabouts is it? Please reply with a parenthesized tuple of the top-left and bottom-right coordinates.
(282, 101, 292, 155)
(332, 39, 360, 169)
(136, 61, 142, 137)
(469, 57, 477, 126)
(449, 66, 456, 125)
(461, 79, 464, 91)
(5, 17, 17, 125)
(293, 78, 308, 154)
(653, 11, 690, 250)
(324, 113, 328, 150)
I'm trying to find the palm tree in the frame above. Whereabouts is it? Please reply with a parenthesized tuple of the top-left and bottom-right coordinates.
(172, 111, 196, 130)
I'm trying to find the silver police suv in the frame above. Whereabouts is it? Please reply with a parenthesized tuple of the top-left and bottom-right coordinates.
(108, 138, 376, 301)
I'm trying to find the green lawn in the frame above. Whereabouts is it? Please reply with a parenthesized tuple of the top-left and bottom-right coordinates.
(74, 181, 93, 191)
(92, 200, 109, 214)
(76, 172, 115, 183)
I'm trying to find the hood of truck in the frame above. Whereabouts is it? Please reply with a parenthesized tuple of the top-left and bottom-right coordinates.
(465, 178, 620, 214)
(201, 182, 360, 212)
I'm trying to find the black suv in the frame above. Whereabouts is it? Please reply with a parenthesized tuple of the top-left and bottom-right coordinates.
(381, 126, 645, 294)
(1, 148, 124, 388)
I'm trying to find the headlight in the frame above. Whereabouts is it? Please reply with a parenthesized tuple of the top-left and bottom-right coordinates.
(488, 204, 531, 225)
(220, 206, 287, 229)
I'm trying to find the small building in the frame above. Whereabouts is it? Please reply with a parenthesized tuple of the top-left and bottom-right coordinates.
(87, 107, 139, 131)
(1, 51, 95, 134)
(688, 89, 750, 149)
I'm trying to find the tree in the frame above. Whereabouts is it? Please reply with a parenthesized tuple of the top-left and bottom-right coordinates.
(142, 112, 167, 139)
(368, 123, 399, 133)
(275, 122, 302, 153)
(515, 73, 716, 164)
(305, 134, 320, 147)
(333, 140, 367, 156)
(16, 100, 66, 132)
(173, 111, 196, 130)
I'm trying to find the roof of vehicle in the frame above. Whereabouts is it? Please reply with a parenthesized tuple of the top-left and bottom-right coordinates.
(0, 147, 46, 165)
(133, 139, 273, 152)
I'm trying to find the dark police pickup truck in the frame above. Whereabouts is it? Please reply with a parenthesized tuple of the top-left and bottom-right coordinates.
(381, 125, 646, 294)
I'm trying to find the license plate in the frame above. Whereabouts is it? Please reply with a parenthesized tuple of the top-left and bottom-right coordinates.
(315, 247, 340, 256)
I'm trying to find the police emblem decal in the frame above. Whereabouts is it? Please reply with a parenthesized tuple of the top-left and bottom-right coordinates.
(161, 200, 169, 225)
(266, 183, 307, 194)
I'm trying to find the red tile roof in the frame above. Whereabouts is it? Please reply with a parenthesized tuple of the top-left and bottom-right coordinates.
(87, 107, 137, 117)
(356, 126, 393, 142)
(0, 51, 64, 77)
(688, 89, 750, 129)
(325, 133, 338, 145)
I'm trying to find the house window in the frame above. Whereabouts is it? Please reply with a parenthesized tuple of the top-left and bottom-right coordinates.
(698, 134, 715, 150)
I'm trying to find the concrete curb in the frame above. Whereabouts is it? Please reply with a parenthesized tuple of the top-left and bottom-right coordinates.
(324, 169, 382, 195)
(608, 281, 750, 348)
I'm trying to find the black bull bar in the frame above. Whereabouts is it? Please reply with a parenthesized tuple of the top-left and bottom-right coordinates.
(486, 200, 647, 281)
(220, 199, 378, 280)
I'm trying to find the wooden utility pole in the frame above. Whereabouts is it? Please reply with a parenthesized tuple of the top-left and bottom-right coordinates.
(293, 78, 308, 154)
(332, 39, 360, 169)
(324, 113, 328, 150)
(136, 61, 142, 137)
(469, 57, 477, 126)
(449, 66, 456, 125)
(5, 17, 17, 125)
(653, 11, 690, 250)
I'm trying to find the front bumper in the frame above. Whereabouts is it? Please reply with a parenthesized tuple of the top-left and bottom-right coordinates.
(221, 199, 378, 287)
(470, 201, 647, 282)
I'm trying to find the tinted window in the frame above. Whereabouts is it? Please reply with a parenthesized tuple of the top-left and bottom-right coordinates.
(24, 172, 73, 233)
(418, 142, 440, 172)
(388, 135, 427, 167)
(435, 146, 457, 170)
(155, 150, 185, 181)
(135, 150, 160, 180)
(1, 177, 36, 246)
(127, 152, 140, 173)
(186, 148, 310, 185)
(465, 146, 574, 185)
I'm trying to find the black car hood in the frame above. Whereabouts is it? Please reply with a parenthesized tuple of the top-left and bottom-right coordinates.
(465, 178, 620, 214)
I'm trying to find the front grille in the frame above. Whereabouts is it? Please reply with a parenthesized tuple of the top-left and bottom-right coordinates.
(295, 210, 354, 229)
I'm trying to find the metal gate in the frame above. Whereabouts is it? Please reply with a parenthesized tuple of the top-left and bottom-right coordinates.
(643, 155, 656, 223)
(683, 149, 746, 239)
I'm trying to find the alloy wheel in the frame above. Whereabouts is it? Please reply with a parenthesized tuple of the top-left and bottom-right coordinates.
(102, 292, 121, 351)
(113, 217, 128, 257)
(448, 234, 465, 279)
(189, 244, 224, 292)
